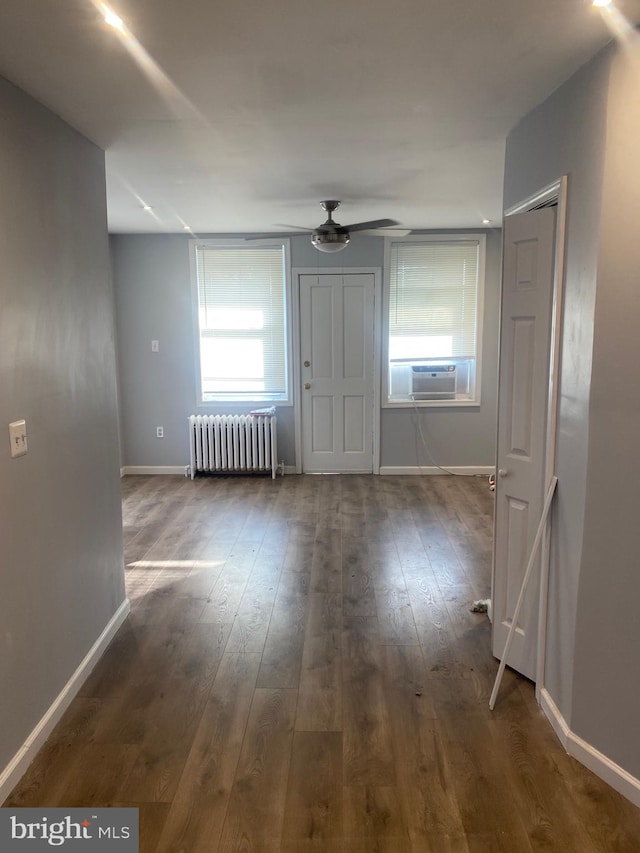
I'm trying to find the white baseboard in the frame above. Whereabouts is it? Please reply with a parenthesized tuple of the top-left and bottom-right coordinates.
(539, 687, 571, 749)
(123, 465, 494, 478)
(539, 687, 640, 808)
(122, 465, 295, 478)
(121, 466, 188, 476)
(379, 465, 495, 476)
(0, 598, 130, 805)
(568, 731, 640, 808)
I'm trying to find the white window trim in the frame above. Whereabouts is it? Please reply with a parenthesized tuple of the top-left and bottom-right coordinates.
(382, 233, 486, 408)
(189, 237, 294, 408)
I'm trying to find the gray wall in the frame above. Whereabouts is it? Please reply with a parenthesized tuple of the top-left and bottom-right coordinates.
(503, 51, 609, 725)
(0, 77, 125, 776)
(505, 40, 640, 782)
(113, 230, 500, 470)
(571, 45, 640, 777)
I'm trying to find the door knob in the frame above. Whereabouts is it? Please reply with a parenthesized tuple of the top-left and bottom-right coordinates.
(304, 382, 311, 390)
(304, 360, 310, 367)
(498, 468, 509, 478)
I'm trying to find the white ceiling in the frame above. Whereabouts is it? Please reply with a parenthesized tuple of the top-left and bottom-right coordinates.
(0, 1, 634, 234)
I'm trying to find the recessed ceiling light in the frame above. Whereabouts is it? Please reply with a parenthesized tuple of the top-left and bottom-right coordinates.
(142, 205, 153, 211)
(183, 225, 191, 231)
(593, 0, 612, 7)
(482, 218, 491, 225)
(104, 8, 124, 30)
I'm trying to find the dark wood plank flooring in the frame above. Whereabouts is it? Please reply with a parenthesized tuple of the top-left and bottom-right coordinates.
(6, 474, 640, 851)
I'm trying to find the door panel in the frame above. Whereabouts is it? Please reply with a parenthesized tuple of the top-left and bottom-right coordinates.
(310, 286, 333, 377)
(311, 396, 333, 452)
(509, 317, 535, 457)
(344, 396, 365, 452)
(504, 497, 530, 616)
(300, 273, 374, 473)
(493, 207, 556, 680)
(343, 285, 366, 378)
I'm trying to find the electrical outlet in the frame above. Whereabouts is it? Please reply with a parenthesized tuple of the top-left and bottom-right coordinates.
(9, 420, 28, 458)
(151, 340, 160, 352)
(156, 426, 164, 439)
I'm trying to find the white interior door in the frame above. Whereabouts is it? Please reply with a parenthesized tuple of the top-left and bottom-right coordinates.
(299, 273, 375, 473)
(492, 206, 556, 680)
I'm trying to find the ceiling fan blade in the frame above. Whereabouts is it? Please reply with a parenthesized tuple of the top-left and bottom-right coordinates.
(343, 218, 400, 233)
(244, 231, 307, 240)
(275, 223, 313, 232)
(357, 228, 412, 237)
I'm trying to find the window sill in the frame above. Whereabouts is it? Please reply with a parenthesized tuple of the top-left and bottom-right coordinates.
(383, 396, 481, 409)
(197, 398, 293, 408)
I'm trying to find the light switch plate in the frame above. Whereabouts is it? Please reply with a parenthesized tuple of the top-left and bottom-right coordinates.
(9, 420, 28, 458)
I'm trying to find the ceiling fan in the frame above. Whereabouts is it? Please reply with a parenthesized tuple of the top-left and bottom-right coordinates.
(247, 200, 411, 253)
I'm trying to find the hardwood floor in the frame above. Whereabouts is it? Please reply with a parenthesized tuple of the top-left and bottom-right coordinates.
(6, 474, 640, 851)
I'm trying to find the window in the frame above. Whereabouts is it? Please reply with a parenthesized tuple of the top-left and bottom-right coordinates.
(192, 240, 291, 403)
(384, 236, 485, 405)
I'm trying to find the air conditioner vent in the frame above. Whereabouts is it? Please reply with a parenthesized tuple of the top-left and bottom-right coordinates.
(411, 364, 457, 400)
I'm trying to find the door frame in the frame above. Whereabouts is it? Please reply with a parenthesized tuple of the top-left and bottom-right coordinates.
(292, 267, 382, 475)
(494, 176, 568, 700)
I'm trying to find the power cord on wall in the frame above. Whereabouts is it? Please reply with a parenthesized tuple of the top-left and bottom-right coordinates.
(409, 395, 489, 479)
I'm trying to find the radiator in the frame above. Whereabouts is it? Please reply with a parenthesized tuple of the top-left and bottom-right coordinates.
(188, 414, 278, 480)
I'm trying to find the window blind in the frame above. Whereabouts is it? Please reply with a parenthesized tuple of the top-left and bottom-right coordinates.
(388, 241, 479, 361)
(195, 244, 288, 400)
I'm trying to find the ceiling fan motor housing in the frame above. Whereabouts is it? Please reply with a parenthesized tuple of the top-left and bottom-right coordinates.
(311, 230, 351, 252)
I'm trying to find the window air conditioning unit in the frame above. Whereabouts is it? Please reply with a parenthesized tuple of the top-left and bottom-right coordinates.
(411, 364, 457, 400)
